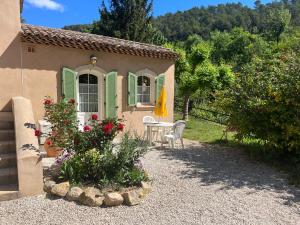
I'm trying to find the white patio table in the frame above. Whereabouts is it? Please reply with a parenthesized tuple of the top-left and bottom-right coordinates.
(145, 122, 174, 144)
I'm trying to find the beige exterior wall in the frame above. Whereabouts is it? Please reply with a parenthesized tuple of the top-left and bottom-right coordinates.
(0, 0, 22, 111)
(20, 43, 175, 135)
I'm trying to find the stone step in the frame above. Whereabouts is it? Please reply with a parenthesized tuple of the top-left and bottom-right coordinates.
(0, 121, 14, 130)
(0, 141, 15, 154)
(0, 130, 15, 142)
(0, 112, 14, 122)
(0, 167, 18, 185)
(0, 185, 19, 202)
(0, 153, 16, 168)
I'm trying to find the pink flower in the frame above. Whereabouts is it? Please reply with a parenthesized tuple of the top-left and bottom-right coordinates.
(103, 122, 114, 134)
(84, 125, 91, 132)
(91, 114, 98, 120)
(34, 129, 41, 137)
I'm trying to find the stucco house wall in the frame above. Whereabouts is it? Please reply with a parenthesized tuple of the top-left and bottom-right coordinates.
(21, 43, 175, 134)
(0, 0, 22, 111)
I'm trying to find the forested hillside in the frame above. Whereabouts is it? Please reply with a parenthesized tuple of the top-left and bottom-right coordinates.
(154, 0, 300, 41)
(63, 0, 300, 42)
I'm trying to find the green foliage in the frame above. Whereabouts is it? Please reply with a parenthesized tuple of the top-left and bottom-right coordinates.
(260, 6, 291, 42)
(154, 3, 255, 41)
(92, 0, 165, 44)
(43, 97, 78, 150)
(63, 24, 93, 33)
(60, 133, 149, 188)
(211, 28, 271, 68)
(218, 50, 300, 152)
(154, 1, 299, 42)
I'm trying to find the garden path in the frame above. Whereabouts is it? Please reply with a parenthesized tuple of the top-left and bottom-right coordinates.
(0, 139, 299, 225)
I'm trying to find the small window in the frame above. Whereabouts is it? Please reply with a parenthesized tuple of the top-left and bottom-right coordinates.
(137, 76, 150, 104)
(79, 74, 98, 112)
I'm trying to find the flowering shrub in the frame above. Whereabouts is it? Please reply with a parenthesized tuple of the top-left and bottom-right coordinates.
(72, 116, 125, 154)
(35, 97, 78, 151)
(35, 97, 78, 150)
(36, 99, 148, 189)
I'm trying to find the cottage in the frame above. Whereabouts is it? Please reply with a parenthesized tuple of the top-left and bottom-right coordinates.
(0, 0, 176, 200)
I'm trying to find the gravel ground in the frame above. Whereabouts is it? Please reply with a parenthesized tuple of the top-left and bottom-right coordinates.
(1, 140, 300, 225)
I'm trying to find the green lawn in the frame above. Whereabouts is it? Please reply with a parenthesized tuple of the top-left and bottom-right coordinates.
(174, 113, 234, 143)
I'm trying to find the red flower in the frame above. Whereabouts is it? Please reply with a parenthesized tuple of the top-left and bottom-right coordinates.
(34, 129, 41, 137)
(103, 122, 114, 134)
(84, 125, 91, 132)
(91, 114, 98, 120)
(117, 123, 124, 131)
(68, 98, 76, 104)
(44, 98, 53, 105)
(46, 140, 52, 146)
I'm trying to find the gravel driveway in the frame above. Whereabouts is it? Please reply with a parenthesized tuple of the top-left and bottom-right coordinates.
(1, 140, 300, 225)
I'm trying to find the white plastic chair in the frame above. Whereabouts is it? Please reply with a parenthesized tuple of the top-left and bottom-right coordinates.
(143, 116, 159, 140)
(164, 120, 186, 149)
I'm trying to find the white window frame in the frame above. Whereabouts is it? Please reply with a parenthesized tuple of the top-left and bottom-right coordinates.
(75, 65, 106, 120)
(135, 69, 157, 106)
(137, 75, 151, 104)
(78, 74, 99, 113)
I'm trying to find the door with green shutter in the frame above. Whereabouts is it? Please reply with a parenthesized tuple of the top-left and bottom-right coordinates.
(105, 72, 118, 118)
(156, 74, 165, 102)
(62, 67, 77, 102)
(128, 72, 137, 106)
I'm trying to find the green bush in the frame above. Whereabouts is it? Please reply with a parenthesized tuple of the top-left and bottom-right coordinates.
(60, 134, 149, 189)
(218, 52, 300, 153)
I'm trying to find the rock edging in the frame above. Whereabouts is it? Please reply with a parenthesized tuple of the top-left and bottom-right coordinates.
(44, 180, 152, 207)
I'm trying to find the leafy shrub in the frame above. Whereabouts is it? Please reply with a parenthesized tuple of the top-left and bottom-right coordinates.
(35, 97, 78, 150)
(60, 133, 149, 188)
(218, 52, 300, 152)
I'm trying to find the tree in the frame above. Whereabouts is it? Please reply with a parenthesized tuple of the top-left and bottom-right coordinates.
(262, 6, 291, 42)
(93, 0, 155, 43)
(169, 40, 234, 120)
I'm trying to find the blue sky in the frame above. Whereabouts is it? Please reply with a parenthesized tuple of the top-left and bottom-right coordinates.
(22, 0, 272, 28)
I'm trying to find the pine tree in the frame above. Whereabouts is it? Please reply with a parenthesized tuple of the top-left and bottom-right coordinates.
(93, 0, 154, 43)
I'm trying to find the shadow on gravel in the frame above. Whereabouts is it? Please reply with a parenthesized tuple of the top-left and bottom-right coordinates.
(159, 143, 300, 206)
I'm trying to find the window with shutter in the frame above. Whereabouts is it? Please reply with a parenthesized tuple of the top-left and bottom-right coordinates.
(105, 72, 117, 118)
(62, 67, 77, 102)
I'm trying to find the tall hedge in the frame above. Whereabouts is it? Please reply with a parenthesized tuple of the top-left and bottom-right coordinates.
(219, 52, 300, 152)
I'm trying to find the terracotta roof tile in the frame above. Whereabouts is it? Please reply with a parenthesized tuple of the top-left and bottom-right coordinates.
(21, 24, 178, 60)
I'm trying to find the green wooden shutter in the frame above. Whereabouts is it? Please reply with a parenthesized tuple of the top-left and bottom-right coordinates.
(105, 71, 117, 118)
(62, 67, 77, 101)
(128, 72, 137, 106)
(156, 74, 165, 101)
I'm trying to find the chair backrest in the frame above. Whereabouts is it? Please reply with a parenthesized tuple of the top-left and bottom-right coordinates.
(173, 120, 186, 139)
(143, 116, 156, 124)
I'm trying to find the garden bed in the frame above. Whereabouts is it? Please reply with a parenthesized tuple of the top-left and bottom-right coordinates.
(36, 97, 151, 207)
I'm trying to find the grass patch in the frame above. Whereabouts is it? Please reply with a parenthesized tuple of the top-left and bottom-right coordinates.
(174, 113, 234, 143)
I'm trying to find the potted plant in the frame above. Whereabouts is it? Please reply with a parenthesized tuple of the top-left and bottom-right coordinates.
(35, 97, 78, 157)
